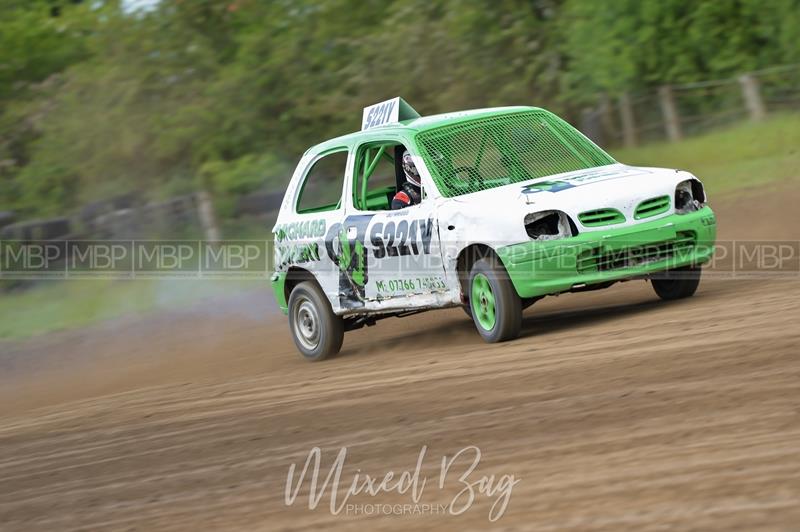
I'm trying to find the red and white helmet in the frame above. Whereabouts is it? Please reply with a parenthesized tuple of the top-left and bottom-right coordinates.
(402, 150, 421, 187)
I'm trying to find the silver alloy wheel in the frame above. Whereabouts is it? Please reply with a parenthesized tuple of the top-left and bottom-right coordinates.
(293, 296, 320, 350)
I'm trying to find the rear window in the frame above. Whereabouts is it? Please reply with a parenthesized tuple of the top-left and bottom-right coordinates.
(415, 110, 615, 197)
(296, 150, 348, 213)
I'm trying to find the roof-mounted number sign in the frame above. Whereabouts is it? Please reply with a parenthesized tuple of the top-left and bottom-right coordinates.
(361, 97, 420, 130)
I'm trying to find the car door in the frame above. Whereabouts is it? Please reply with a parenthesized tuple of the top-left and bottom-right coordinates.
(336, 139, 448, 311)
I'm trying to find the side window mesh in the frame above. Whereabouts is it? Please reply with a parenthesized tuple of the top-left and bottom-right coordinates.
(415, 110, 616, 198)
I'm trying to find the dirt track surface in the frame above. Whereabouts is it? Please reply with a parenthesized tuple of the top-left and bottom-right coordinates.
(1, 182, 799, 531)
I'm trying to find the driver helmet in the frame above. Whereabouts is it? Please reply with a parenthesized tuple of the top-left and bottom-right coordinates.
(401, 150, 421, 187)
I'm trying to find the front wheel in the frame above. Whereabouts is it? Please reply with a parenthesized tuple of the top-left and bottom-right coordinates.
(462, 296, 536, 321)
(651, 265, 702, 300)
(288, 281, 344, 361)
(469, 257, 522, 343)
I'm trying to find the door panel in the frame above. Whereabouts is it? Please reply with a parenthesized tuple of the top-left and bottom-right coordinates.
(361, 203, 448, 310)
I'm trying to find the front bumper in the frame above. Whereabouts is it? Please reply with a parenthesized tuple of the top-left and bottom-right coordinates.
(496, 207, 717, 298)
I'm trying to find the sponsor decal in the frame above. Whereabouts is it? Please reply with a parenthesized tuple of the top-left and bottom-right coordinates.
(563, 166, 643, 182)
(521, 181, 575, 194)
(325, 215, 374, 306)
(522, 167, 645, 195)
(375, 276, 446, 296)
(271, 219, 326, 269)
(324, 216, 436, 306)
(275, 242, 321, 270)
(273, 219, 326, 242)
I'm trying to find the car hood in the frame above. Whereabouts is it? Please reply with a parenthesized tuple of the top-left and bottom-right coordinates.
(442, 163, 696, 230)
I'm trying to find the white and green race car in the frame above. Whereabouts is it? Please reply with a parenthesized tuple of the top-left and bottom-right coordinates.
(271, 98, 717, 360)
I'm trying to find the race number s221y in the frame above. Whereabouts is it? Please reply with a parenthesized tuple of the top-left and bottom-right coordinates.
(369, 218, 434, 259)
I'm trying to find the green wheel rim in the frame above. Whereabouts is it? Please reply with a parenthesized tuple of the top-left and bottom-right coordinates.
(471, 273, 496, 331)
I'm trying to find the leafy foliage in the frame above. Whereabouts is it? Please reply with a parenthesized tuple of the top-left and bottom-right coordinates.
(1, 0, 799, 219)
(560, 0, 800, 101)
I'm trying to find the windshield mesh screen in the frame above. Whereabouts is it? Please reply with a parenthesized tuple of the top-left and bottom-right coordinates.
(415, 110, 615, 197)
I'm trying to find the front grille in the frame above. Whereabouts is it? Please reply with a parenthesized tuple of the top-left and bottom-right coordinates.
(577, 231, 696, 273)
(634, 195, 671, 219)
(578, 208, 625, 227)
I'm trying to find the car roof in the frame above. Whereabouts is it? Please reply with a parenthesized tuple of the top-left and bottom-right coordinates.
(307, 106, 541, 153)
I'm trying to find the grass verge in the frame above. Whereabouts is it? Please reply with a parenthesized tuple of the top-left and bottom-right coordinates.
(612, 113, 800, 196)
(0, 279, 264, 340)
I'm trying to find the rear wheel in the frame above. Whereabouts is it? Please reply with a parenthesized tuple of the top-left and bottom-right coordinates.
(288, 281, 344, 361)
(651, 265, 702, 300)
(469, 257, 522, 342)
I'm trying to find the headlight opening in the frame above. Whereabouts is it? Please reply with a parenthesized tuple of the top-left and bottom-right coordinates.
(524, 210, 578, 240)
(675, 179, 706, 214)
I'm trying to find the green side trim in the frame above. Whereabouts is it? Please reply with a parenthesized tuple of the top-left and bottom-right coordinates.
(497, 207, 717, 299)
(270, 272, 289, 315)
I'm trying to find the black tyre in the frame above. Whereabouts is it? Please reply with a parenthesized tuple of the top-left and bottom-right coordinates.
(468, 257, 522, 342)
(651, 265, 702, 300)
(463, 296, 535, 320)
(288, 281, 344, 361)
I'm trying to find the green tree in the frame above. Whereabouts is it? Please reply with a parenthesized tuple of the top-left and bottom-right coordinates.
(4, 0, 800, 221)
(559, 0, 800, 101)
(0, 0, 96, 212)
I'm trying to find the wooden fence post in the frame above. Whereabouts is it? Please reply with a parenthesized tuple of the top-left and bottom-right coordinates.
(658, 85, 682, 142)
(196, 190, 221, 242)
(618, 92, 637, 148)
(738, 73, 767, 121)
(598, 93, 616, 142)
(580, 107, 605, 146)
